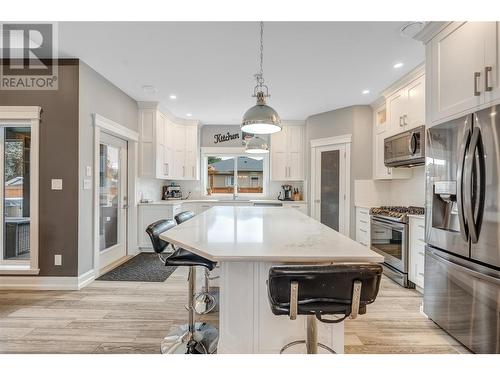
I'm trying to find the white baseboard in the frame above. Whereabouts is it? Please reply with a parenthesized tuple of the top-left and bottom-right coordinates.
(0, 269, 96, 291)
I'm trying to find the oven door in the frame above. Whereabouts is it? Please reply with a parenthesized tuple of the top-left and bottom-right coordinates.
(370, 217, 408, 273)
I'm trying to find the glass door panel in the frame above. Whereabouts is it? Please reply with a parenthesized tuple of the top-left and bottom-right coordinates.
(99, 143, 120, 251)
(2, 127, 31, 260)
(320, 150, 340, 231)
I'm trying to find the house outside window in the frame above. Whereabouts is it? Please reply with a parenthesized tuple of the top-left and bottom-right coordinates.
(204, 152, 268, 197)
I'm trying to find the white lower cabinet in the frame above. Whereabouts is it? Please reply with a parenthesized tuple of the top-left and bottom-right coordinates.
(408, 216, 425, 290)
(355, 207, 371, 247)
(138, 204, 182, 249)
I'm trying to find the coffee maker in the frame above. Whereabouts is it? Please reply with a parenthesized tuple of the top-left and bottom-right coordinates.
(278, 184, 293, 201)
(162, 184, 183, 200)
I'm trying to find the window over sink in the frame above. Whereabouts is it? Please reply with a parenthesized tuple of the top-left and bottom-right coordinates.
(202, 151, 269, 197)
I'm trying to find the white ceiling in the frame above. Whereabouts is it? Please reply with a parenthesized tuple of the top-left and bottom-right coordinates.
(58, 22, 424, 124)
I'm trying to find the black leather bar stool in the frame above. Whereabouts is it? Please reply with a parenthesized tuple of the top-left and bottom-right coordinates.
(174, 211, 217, 315)
(146, 219, 218, 354)
(267, 263, 383, 354)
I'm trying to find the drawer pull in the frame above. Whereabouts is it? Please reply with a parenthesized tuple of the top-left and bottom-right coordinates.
(418, 252, 424, 256)
(374, 230, 385, 234)
(418, 238, 425, 243)
(418, 272, 424, 277)
(360, 229, 367, 233)
(360, 220, 368, 224)
(418, 225, 425, 229)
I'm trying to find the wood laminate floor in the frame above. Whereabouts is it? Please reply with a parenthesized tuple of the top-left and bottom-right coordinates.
(0, 269, 469, 354)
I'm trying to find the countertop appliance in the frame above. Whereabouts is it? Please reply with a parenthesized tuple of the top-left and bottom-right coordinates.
(162, 184, 183, 200)
(370, 206, 424, 288)
(424, 106, 500, 353)
(384, 125, 425, 167)
(278, 184, 293, 201)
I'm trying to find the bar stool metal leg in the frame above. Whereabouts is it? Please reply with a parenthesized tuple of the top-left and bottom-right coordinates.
(306, 315, 318, 354)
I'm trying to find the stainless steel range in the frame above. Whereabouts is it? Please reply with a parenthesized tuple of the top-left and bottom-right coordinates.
(369, 206, 424, 288)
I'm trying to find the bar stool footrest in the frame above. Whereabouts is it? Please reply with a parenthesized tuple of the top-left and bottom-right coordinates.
(279, 340, 336, 354)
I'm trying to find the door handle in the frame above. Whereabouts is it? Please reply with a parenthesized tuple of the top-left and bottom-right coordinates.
(456, 126, 471, 242)
(408, 131, 417, 154)
(464, 126, 485, 244)
(473, 72, 481, 96)
(485, 66, 493, 92)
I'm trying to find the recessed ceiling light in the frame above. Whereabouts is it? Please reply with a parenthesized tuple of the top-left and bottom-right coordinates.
(142, 85, 158, 93)
(400, 22, 425, 38)
(393, 62, 404, 69)
(186, 113, 192, 117)
(362, 89, 370, 95)
(169, 94, 177, 100)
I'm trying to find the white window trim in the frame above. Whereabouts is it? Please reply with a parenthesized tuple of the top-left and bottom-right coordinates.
(200, 146, 269, 198)
(0, 106, 40, 275)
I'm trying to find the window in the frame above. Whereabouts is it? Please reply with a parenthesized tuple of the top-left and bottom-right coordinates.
(204, 152, 268, 196)
(0, 106, 40, 274)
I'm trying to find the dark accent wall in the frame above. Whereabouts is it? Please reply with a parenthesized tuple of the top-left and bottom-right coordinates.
(0, 59, 80, 276)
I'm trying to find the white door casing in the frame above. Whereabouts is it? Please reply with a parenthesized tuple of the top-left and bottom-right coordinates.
(310, 135, 351, 236)
(93, 114, 139, 275)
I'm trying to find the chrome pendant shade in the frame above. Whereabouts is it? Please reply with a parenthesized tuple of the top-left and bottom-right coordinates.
(242, 21, 281, 136)
(242, 91, 281, 134)
(245, 135, 269, 154)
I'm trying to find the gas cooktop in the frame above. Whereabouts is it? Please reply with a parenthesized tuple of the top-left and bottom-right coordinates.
(369, 206, 425, 222)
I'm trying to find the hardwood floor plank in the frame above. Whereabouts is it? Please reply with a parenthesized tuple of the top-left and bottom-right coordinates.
(0, 269, 469, 354)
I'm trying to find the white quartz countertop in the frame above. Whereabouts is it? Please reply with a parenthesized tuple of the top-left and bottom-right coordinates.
(160, 206, 383, 263)
(138, 199, 307, 206)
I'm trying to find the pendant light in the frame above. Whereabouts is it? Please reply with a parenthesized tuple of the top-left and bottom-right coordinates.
(245, 136, 269, 154)
(241, 21, 281, 135)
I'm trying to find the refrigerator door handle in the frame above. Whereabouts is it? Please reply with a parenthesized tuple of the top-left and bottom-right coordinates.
(464, 126, 485, 244)
(457, 127, 471, 242)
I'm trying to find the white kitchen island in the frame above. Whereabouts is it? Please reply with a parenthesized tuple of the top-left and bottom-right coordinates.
(160, 206, 383, 354)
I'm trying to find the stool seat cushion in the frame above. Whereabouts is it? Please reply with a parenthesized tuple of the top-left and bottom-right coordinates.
(267, 264, 382, 317)
(165, 248, 216, 271)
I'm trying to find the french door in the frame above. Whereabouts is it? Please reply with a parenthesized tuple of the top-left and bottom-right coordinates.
(311, 143, 349, 235)
(99, 133, 128, 270)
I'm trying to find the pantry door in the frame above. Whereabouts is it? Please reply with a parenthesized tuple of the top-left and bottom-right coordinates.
(311, 139, 350, 236)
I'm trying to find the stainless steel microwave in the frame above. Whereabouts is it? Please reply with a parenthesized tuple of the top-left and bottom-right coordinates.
(384, 125, 425, 167)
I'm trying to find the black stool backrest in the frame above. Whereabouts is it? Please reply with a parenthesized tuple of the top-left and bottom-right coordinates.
(175, 211, 195, 225)
(268, 263, 383, 322)
(146, 219, 176, 254)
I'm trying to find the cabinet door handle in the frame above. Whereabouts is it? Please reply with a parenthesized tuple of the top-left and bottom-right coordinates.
(192, 166, 195, 177)
(485, 66, 493, 92)
(474, 71, 481, 96)
(399, 116, 404, 127)
(182, 166, 185, 177)
(285, 166, 288, 178)
(403, 114, 408, 126)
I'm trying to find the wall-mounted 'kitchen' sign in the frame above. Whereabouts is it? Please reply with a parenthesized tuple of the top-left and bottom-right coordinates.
(213, 132, 240, 144)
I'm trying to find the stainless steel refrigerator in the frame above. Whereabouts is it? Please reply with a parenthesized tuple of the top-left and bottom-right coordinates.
(425, 105, 500, 354)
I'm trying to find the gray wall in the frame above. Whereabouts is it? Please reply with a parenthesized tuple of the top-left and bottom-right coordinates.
(78, 62, 138, 275)
(200, 124, 269, 148)
(306, 105, 372, 238)
(0, 60, 80, 276)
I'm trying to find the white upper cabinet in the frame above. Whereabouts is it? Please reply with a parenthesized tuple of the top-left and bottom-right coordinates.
(428, 22, 499, 125)
(386, 74, 425, 135)
(271, 124, 305, 181)
(372, 104, 412, 180)
(139, 107, 199, 180)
